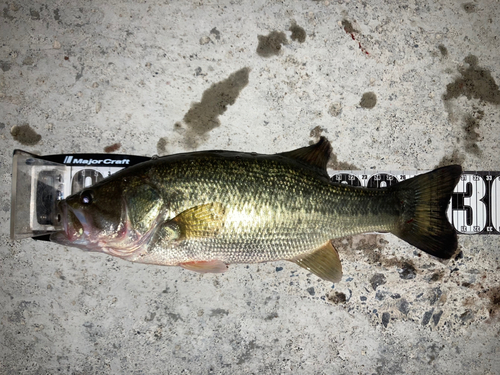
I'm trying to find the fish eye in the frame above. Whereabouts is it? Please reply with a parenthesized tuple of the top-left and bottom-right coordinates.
(80, 190, 94, 205)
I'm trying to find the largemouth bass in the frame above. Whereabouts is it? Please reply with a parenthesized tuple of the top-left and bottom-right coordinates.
(51, 138, 462, 282)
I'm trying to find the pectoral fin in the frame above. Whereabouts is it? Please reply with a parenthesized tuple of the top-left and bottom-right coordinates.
(149, 203, 226, 251)
(180, 260, 228, 273)
(171, 203, 227, 239)
(292, 241, 343, 283)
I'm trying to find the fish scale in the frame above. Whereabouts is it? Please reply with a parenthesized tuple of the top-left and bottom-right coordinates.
(138, 153, 399, 263)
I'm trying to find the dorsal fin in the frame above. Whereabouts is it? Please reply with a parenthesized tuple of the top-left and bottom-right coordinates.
(278, 136, 332, 172)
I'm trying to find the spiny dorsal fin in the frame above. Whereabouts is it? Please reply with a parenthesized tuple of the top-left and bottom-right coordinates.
(278, 136, 332, 172)
(291, 240, 343, 283)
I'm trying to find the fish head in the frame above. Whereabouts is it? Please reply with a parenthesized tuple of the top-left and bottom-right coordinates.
(51, 177, 163, 257)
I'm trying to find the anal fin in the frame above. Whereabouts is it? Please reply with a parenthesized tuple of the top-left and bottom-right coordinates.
(180, 260, 228, 274)
(291, 241, 343, 283)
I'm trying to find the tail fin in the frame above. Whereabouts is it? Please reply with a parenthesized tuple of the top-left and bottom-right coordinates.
(389, 165, 462, 259)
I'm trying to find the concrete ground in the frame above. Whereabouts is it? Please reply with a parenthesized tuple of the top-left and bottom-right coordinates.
(1, 0, 500, 373)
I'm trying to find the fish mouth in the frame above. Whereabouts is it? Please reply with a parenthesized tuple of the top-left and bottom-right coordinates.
(50, 198, 159, 257)
(50, 201, 87, 246)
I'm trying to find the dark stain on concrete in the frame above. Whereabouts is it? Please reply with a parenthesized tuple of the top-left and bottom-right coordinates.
(256, 31, 288, 57)
(144, 312, 156, 322)
(341, 19, 357, 34)
(479, 285, 500, 321)
(360, 92, 377, 109)
(210, 27, 221, 40)
(289, 21, 306, 43)
(437, 44, 448, 57)
(104, 143, 121, 153)
(307, 287, 315, 296)
(153, 326, 163, 340)
(167, 312, 183, 322)
(312, 133, 358, 169)
(376, 351, 403, 374)
(341, 19, 369, 55)
(22, 56, 34, 66)
(157, 138, 168, 155)
(327, 152, 359, 170)
(210, 308, 229, 317)
(264, 312, 278, 320)
(75, 65, 85, 81)
(237, 340, 260, 364)
(8, 301, 34, 324)
(335, 235, 423, 281)
(0, 60, 12, 72)
(429, 270, 444, 283)
(30, 8, 40, 20)
(443, 55, 500, 104)
(2, 7, 15, 20)
(442, 54, 497, 156)
(435, 149, 465, 168)
(309, 126, 325, 143)
(30, 9, 40, 21)
(333, 234, 387, 265)
(53, 8, 60, 21)
(426, 343, 444, 364)
(463, 110, 483, 155)
(11, 124, 42, 145)
(183, 67, 250, 148)
(54, 269, 65, 280)
(462, 3, 476, 13)
(385, 258, 417, 274)
(328, 102, 342, 117)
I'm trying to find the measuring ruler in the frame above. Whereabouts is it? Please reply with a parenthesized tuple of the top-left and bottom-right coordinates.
(328, 170, 500, 235)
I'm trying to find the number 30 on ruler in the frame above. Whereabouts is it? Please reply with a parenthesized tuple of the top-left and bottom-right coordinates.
(448, 172, 500, 235)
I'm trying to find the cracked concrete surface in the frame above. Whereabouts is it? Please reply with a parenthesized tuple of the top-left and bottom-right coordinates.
(1, 0, 500, 373)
